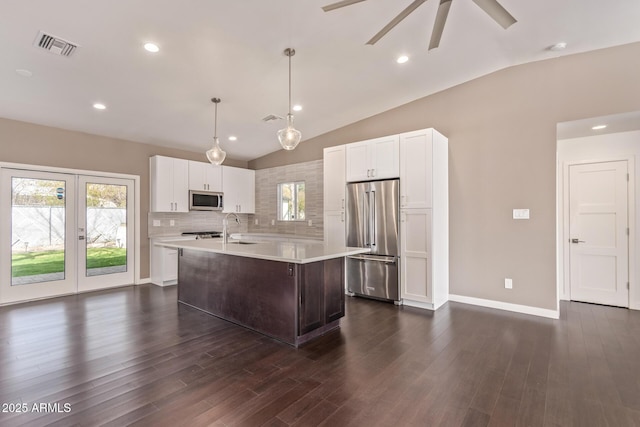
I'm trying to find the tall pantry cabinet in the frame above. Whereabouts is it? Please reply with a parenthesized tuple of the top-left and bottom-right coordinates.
(399, 129, 448, 310)
(323, 145, 346, 247)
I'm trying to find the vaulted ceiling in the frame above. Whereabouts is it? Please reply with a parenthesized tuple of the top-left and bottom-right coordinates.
(2, 0, 640, 161)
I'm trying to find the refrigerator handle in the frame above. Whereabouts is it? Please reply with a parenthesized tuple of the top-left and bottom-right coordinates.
(364, 191, 369, 246)
(370, 190, 376, 247)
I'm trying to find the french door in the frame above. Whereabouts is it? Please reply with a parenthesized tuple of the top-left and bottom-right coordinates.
(0, 168, 135, 304)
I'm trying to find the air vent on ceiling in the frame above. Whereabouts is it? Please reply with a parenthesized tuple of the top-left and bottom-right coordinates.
(262, 114, 283, 122)
(33, 31, 78, 57)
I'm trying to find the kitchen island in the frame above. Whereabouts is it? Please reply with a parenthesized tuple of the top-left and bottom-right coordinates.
(155, 239, 369, 347)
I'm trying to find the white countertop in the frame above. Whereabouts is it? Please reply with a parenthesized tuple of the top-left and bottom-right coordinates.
(154, 239, 370, 264)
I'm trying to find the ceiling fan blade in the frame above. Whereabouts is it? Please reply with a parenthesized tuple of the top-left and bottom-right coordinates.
(322, 0, 368, 12)
(472, 0, 516, 29)
(429, 0, 452, 50)
(367, 0, 428, 45)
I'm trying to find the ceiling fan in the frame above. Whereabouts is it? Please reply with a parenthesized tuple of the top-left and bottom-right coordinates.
(322, 0, 517, 50)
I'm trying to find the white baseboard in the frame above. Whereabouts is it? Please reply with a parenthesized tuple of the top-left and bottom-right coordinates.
(137, 277, 151, 285)
(401, 299, 435, 310)
(448, 294, 559, 319)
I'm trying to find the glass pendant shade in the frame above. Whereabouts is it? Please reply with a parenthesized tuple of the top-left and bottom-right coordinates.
(206, 136, 226, 165)
(277, 114, 302, 150)
(206, 98, 226, 165)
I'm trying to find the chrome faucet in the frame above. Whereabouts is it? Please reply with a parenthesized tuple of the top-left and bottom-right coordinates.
(222, 213, 240, 244)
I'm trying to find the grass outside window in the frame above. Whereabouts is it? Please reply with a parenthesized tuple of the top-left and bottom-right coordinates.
(12, 247, 126, 277)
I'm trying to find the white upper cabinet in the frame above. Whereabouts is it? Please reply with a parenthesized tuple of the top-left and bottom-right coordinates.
(346, 135, 399, 182)
(400, 129, 433, 209)
(222, 166, 255, 213)
(188, 161, 222, 192)
(150, 155, 189, 212)
(323, 145, 346, 246)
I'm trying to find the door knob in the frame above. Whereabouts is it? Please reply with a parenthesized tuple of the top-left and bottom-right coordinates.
(570, 238, 585, 244)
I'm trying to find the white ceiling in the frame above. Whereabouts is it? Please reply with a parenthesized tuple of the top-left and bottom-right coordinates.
(2, 0, 640, 161)
(557, 110, 640, 140)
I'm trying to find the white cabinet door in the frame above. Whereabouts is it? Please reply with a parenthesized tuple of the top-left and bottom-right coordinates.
(324, 146, 346, 211)
(345, 135, 399, 182)
(345, 142, 369, 182)
(150, 156, 189, 212)
(400, 209, 432, 304)
(400, 129, 433, 209)
(324, 210, 346, 247)
(222, 166, 255, 213)
(369, 135, 399, 180)
(163, 249, 178, 282)
(189, 161, 222, 192)
(173, 159, 189, 212)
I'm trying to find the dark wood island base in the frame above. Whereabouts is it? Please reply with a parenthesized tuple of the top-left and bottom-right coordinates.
(177, 249, 345, 347)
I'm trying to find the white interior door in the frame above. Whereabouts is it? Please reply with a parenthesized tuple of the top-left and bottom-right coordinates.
(77, 176, 134, 292)
(0, 169, 76, 303)
(569, 161, 629, 307)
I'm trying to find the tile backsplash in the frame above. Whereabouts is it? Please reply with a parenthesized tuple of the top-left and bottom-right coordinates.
(148, 211, 248, 237)
(248, 159, 323, 239)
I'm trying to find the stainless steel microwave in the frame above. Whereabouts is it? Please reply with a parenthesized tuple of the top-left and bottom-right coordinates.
(189, 190, 223, 211)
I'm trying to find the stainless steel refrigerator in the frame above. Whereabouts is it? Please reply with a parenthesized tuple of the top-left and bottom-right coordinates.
(346, 179, 400, 302)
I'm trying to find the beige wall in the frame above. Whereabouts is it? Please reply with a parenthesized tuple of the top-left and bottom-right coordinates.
(0, 118, 247, 279)
(250, 42, 640, 311)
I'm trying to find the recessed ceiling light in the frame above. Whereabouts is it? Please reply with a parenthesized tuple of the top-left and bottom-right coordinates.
(549, 42, 567, 52)
(592, 125, 607, 130)
(228, 136, 237, 141)
(396, 55, 409, 64)
(144, 42, 160, 53)
(292, 105, 302, 112)
(93, 103, 106, 110)
(16, 69, 33, 77)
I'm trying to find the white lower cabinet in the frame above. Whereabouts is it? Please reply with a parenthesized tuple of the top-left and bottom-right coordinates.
(150, 237, 193, 286)
(324, 210, 346, 247)
(400, 209, 432, 305)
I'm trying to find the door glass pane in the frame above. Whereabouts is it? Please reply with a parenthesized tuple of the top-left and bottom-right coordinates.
(11, 178, 66, 285)
(85, 183, 127, 277)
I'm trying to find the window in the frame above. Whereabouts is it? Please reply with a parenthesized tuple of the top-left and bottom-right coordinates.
(277, 181, 305, 221)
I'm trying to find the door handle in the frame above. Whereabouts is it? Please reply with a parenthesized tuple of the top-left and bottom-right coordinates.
(570, 238, 586, 244)
(79, 236, 85, 241)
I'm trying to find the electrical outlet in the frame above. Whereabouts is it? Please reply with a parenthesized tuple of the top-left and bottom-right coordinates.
(505, 278, 513, 289)
(254, 219, 259, 225)
(308, 220, 312, 226)
(271, 219, 275, 226)
(170, 220, 175, 227)
(153, 220, 161, 227)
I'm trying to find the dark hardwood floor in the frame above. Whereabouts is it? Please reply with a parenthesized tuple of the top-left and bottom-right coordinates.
(1, 285, 639, 426)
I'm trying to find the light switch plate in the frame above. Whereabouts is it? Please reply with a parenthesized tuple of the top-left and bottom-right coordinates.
(169, 220, 175, 226)
(513, 209, 530, 220)
(153, 220, 161, 227)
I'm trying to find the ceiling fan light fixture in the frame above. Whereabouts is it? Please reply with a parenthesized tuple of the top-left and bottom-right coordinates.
(549, 42, 567, 52)
(277, 48, 302, 151)
(206, 98, 226, 165)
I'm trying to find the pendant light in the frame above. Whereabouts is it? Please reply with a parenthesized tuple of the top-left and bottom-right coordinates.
(277, 48, 302, 150)
(206, 97, 226, 165)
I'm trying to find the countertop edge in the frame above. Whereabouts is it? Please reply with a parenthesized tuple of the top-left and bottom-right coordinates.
(155, 240, 370, 264)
